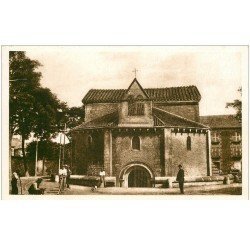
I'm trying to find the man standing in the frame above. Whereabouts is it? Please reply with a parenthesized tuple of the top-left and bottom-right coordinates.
(176, 164, 185, 194)
(66, 165, 72, 189)
(58, 165, 67, 194)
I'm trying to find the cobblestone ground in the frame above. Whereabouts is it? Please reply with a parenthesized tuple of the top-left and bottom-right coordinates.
(14, 178, 242, 196)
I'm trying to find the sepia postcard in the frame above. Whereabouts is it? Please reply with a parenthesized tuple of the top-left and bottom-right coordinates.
(1, 45, 249, 199)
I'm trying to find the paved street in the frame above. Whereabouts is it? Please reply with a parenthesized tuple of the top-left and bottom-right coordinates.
(17, 178, 242, 196)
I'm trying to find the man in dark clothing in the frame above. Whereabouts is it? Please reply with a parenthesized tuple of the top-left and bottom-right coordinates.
(66, 165, 72, 189)
(176, 165, 185, 194)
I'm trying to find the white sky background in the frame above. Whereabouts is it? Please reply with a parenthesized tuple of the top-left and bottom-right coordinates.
(22, 46, 247, 116)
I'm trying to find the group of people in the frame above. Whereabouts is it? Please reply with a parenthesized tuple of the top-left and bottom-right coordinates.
(11, 164, 184, 194)
(11, 164, 72, 195)
(11, 171, 45, 195)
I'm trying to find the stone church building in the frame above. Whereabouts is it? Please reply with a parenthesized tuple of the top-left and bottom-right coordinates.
(70, 78, 211, 187)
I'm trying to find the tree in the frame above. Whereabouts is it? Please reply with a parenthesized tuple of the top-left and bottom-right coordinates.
(10, 51, 42, 175)
(65, 106, 85, 129)
(226, 87, 242, 123)
(9, 51, 63, 176)
(26, 140, 72, 175)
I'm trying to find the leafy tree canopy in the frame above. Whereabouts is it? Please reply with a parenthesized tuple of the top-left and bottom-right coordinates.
(226, 87, 242, 123)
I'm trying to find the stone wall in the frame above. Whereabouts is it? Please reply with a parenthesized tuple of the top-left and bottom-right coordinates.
(169, 131, 207, 177)
(72, 131, 104, 174)
(112, 131, 163, 180)
(85, 103, 118, 122)
(154, 103, 200, 122)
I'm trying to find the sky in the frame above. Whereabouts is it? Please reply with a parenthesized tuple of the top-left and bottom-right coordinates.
(21, 46, 247, 116)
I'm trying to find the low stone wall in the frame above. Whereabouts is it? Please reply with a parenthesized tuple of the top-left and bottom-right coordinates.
(69, 175, 116, 187)
(68, 175, 234, 188)
(154, 175, 234, 188)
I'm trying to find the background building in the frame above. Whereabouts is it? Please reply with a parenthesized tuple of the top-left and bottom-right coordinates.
(200, 115, 242, 175)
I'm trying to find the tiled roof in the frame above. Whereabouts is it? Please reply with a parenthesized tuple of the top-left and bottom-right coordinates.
(82, 85, 201, 104)
(71, 108, 208, 131)
(71, 112, 119, 131)
(200, 115, 241, 128)
(153, 108, 209, 129)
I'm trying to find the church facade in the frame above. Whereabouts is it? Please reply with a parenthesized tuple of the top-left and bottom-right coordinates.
(70, 78, 211, 187)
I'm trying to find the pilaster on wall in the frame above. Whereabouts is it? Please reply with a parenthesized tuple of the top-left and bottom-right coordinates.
(164, 128, 173, 176)
(104, 130, 112, 176)
(206, 130, 212, 176)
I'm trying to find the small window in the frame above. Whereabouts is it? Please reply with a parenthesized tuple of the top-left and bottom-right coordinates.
(87, 135, 93, 146)
(132, 136, 140, 150)
(232, 132, 241, 142)
(136, 95, 144, 100)
(187, 136, 191, 151)
(212, 132, 220, 142)
(211, 145, 221, 158)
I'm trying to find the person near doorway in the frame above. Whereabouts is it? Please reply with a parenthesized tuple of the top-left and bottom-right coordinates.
(28, 178, 45, 195)
(176, 164, 185, 194)
(66, 165, 72, 189)
(11, 172, 19, 194)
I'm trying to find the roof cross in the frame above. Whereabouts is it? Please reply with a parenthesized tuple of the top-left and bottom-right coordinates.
(132, 68, 138, 78)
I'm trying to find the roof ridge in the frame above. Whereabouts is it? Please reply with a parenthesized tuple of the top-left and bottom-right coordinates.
(153, 107, 210, 129)
(86, 85, 198, 91)
(200, 114, 236, 117)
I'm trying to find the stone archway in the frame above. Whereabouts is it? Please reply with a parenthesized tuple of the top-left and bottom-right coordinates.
(119, 163, 154, 188)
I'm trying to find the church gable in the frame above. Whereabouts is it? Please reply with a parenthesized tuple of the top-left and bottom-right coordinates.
(119, 78, 153, 127)
(122, 78, 149, 100)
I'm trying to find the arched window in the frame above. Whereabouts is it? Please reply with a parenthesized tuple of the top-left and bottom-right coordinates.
(88, 135, 93, 146)
(132, 136, 140, 150)
(137, 95, 144, 100)
(187, 136, 191, 151)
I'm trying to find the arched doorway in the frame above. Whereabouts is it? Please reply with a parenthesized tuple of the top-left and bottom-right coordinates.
(119, 163, 154, 188)
(128, 166, 151, 187)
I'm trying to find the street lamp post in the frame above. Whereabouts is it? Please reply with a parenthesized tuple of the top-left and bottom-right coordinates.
(58, 132, 62, 172)
(62, 123, 67, 166)
(35, 138, 39, 176)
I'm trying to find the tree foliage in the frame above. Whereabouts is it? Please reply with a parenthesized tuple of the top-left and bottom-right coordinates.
(226, 87, 242, 123)
(9, 51, 85, 175)
(9, 51, 64, 174)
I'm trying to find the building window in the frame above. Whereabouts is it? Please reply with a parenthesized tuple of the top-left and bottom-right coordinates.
(128, 102, 144, 116)
(230, 144, 242, 157)
(231, 132, 241, 142)
(211, 132, 220, 143)
(187, 136, 191, 150)
(132, 136, 140, 150)
(211, 145, 221, 158)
